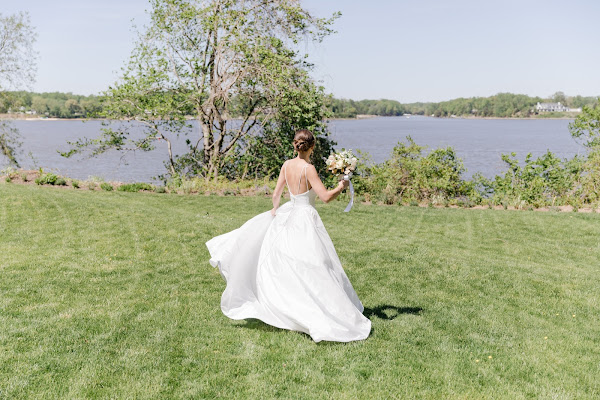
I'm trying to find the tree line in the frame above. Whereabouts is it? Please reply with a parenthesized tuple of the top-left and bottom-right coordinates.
(3, 90, 597, 120)
(407, 92, 598, 118)
(326, 98, 406, 118)
(330, 92, 598, 118)
(0, 91, 102, 118)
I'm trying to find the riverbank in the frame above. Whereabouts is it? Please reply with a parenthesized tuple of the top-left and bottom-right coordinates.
(3, 169, 599, 213)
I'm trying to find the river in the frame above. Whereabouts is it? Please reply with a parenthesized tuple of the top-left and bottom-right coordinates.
(1, 116, 586, 182)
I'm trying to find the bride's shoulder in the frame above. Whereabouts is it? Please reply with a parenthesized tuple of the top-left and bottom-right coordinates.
(283, 159, 314, 170)
(305, 163, 318, 174)
(283, 159, 299, 168)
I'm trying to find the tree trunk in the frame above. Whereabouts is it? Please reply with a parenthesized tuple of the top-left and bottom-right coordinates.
(200, 119, 213, 181)
(164, 137, 176, 176)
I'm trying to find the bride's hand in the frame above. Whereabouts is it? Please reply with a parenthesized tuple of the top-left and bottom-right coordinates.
(338, 180, 349, 191)
(270, 208, 277, 216)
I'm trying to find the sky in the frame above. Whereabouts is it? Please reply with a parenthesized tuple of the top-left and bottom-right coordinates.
(2, 0, 600, 102)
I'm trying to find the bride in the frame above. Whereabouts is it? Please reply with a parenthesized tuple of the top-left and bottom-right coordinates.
(206, 129, 371, 342)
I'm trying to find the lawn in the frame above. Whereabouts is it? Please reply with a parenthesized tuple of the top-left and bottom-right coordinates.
(1, 183, 599, 399)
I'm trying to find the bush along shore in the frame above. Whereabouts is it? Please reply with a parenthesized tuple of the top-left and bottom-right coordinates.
(0, 168, 276, 197)
(3, 144, 600, 213)
(349, 136, 600, 212)
(1, 168, 165, 194)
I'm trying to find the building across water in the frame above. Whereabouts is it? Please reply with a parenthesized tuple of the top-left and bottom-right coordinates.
(535, 102, 581, 113)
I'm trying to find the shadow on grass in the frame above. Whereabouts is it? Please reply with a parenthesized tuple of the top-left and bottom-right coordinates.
(237, 318, 280, 332)
(363, 305, 423, 320)
(235, 307, 423, 344)
(237, 304, 423, 334)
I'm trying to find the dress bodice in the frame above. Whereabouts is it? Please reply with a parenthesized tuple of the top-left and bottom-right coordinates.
(290, 188, 317, 207)
(285, 161, 316, 207)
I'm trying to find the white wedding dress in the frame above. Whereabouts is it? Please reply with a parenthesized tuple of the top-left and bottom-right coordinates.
(206, 163, 371, 342)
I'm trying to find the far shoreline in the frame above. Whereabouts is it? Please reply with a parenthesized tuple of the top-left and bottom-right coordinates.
(1, 114, 578, 122)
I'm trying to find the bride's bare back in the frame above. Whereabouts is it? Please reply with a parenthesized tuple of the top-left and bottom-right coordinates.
(284, 158, 312, 195)
(271, 157, 348, 217)
(269, 129, 348, 215)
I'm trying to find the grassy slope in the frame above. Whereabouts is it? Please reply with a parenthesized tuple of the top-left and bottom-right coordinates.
(1, 184, 599, 399)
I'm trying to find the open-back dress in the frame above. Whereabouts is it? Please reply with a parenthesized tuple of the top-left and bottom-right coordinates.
(206, 161, 371, 342)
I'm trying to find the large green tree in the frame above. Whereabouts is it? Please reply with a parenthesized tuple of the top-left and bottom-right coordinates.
(0, 11, 37, 166)
(64, 0, 338, 181)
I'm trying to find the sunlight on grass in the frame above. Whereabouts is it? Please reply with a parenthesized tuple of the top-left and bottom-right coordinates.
(1, 184, 599, 398)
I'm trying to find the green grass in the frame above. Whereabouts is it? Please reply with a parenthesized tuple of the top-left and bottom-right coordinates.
(1, 184, 600, 399)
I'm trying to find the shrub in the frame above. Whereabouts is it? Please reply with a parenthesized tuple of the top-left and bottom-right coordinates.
(117, 182, 154, 192)
(166, 175, 275, 196)
(35, 173, 59, 185)
(100, 182, 113, 191)
(376, 184, 396, 205)
(479, 151, 584, 208)
(575, 147, 600, 205)
(1, 167, 18, 182)
(345, 136, 600, 209)
(55, 178, 67, 186)
(359, 136, 470, 204)
(71, 180, 80, 189)
(155, 186, 166, 193)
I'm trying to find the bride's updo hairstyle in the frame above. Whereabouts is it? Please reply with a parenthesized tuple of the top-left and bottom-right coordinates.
(293, 129, 315, 152)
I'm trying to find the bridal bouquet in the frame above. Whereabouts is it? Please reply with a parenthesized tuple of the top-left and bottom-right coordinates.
(325, 149, 357, 212)
(325, 149, 358, 177)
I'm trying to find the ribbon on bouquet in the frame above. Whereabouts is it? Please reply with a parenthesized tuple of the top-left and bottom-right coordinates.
(343, 173, 354, 212)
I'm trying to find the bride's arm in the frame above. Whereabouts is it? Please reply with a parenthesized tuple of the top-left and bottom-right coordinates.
(306, 165, 348, 203)
(271, 163, 287, 215)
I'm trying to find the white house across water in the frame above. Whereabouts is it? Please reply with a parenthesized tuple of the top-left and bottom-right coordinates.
(535, 102, 582, 113)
